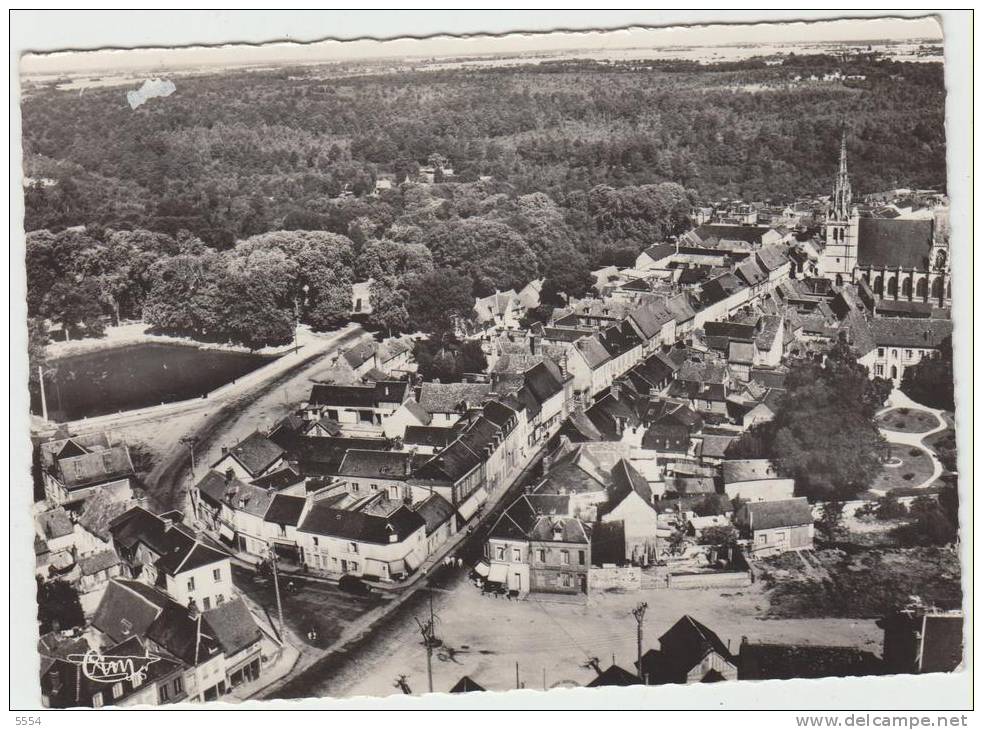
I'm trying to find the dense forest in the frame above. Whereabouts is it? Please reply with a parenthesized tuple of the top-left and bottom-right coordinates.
(22, 53, 946, 350)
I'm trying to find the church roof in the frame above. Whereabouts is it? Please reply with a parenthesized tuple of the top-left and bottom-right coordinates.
(857, 218, 934, 270)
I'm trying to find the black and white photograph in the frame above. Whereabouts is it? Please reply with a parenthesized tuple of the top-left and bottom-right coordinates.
(12, 10, 969, 713)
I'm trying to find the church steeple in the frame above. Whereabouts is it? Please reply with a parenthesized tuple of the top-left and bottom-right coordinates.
(831, 127, 853, 221)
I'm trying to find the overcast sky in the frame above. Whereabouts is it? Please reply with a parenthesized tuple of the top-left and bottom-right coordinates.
(20, 14, 942, 76)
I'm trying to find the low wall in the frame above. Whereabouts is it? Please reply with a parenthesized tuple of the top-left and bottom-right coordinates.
(588, 566, 641, 593)
(667, 570, 751, 590)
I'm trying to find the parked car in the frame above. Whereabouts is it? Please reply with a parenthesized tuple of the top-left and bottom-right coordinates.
(338, 574, 373, 596)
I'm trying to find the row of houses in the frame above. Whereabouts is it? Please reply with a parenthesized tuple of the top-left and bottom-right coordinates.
(189, 352, 572, 584)
(38, 505, 271, 707)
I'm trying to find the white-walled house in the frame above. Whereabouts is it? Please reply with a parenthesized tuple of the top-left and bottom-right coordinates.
(109, 507, 235, 612)
(210, 432, 286, 482)
(297, 500, 428, 582)
(39, 432, 136, 508)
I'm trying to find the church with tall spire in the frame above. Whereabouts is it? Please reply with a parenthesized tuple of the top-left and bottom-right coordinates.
(820, 129, 860, 285)
(819, 128, 950, 306)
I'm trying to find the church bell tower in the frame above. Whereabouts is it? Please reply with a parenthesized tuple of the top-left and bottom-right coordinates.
(822, 129, 859, 284)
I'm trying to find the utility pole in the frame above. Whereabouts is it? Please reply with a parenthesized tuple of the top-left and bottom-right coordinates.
(515, 661, 520, 689)
(632, 602, 648, 682)
(179, 435, 199, 478)
(269, 544, 285, 640)
(414, 615, 435, 694)
(38, 365, 48, 421)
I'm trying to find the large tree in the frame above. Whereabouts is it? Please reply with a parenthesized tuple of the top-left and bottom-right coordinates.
(901, 336, 955, 411)
(727, 341, 888, 501)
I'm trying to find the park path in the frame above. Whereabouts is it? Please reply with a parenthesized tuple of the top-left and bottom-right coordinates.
(874, 389, 947, 493)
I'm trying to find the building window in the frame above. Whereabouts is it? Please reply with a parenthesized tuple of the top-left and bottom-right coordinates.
(561, 550, 570, 565)
(352, 483, 360, 493)
(512, 548, 521, 562)
(562, 574, 573, 588)
(92, 691, 104, 708)
(159, 684, 170, 703)
(578, 550, 586, 566)
(217, 594, 225, 605)
(496, 546, 505, 561)
(213, 568, 222, 582)
(349, 542, 359, 554)
(371, 483, 378, 491)
(187, 577, 195, 592)
(131, 672, 143, 690)
(112, 682, 124, 699)
(875, 364, 884, 376)
(537, 549, 546, 563)
(313, 537, 319, 546)
(203, 597, 211, 610)
(173, 677, 183, 695)
(892, 349, 899, 359)
(877, 348, 885, 358)
(905, 349, 913, 360)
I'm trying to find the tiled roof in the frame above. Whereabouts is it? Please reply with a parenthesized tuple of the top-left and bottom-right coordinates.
(755, 244, 790, 272)
(403, 425, 457, 449)
(492, 494, 589, 544)
(629, 300, 674, 339)
(723, 459, 780, 484)
(56, 445, 134, 490)
(640, 242, 676, 263)
(574, 335, 612, 369)
(690, 224, 777, 246)
(78, 549, 120, 576)
(274, 434, 391, 477)
(653, 616, 735, 682)
(216, 432, 284, 476)
(338, 449, 416, 480)
(607, 459, 653, 507)
(203, 598, 263, 656)
(858, 218, 934, 269)
(298, 501, 424, 543)
(744, 497, 813, 530)
(263, 493, 307, 526)
(418, 382, 491, 414)
(728, 341, 755, 365)
(91, 579, 169, 644)
(343, 339, 377, 369)
(412, 493, 456, 535)
(36, 508, 73, 540)
(869, 318, 953, 349)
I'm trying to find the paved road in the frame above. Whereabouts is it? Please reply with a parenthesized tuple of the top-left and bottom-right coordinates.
(260, 447, 549, 700)
(145, 324, 365, 511)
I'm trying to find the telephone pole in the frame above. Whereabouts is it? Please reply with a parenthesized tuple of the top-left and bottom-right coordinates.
(415, 593, 439, 694)
(269, 544, 285, 640)
(632, 602, 648, 682)
(38, 365, 48, 421)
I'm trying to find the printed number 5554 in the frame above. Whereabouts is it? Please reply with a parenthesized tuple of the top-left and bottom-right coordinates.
(15, 718, 41, 726)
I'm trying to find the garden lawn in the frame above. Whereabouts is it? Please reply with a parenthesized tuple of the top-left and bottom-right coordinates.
(876, 407, 941, 434)
(871, 445, 935, 492)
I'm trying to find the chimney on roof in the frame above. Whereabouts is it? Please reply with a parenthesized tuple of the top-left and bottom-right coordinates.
(225, 468, 235, 483)
(161, 514, 175, 531)
(187, 597, 199, 618)
(530, 334, 542, 355)
(610, 381, 621, 400)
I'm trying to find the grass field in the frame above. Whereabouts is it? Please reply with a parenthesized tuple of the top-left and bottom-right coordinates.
(876, 407, 941, 434)
(871, 445, 935, 492)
